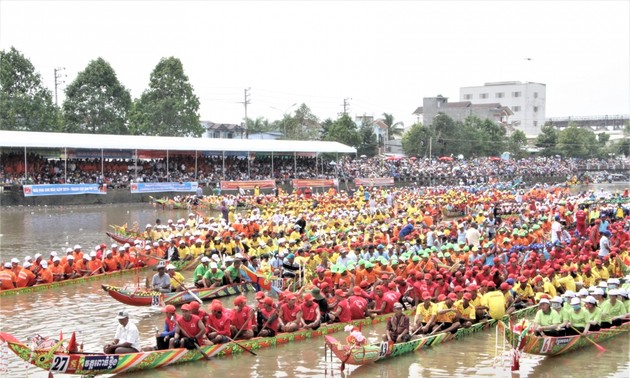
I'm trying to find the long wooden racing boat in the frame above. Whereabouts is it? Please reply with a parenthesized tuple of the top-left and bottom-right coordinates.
(324, 305, 538, 366)
(501, 319, 630, 357)
(101, 283, 257, 306)
(106, 231, 144, 245)
(0, 259, 192, 298)
(0, 332, 228, 376)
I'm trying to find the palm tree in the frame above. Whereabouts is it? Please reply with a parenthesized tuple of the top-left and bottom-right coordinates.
(382, 113, 404, 140)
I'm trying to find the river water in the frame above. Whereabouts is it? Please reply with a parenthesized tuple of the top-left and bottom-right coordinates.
(0, 194, 629, 378)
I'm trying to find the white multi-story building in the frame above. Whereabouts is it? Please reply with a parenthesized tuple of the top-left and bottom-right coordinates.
(459, 81, 546, 137)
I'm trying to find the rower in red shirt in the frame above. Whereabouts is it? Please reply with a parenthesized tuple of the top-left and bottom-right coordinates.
(230, 295, 254, 339)
(348, 286, 369, 319)
(258, 297, 279, 337)
(300, 293, 321, 330)
(278, 294, 301, 332)
(206, 301, 232, 344)
(329, 289, 352, 323)
(170, 304, 208, 348)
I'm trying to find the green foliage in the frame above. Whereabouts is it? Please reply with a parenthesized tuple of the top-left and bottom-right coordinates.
(319, 118, 334, 140)
(283, 103, 320, 140)
(324, 113, 361, 147)
(381, 113, 404, 140)
(130, 57, 201, 137)
(356, 118, 378, 157)
(246, 117, 272, 135)
(556, 124, 599, 158)
(62, 57, 131, 134)
(508, 130, 528, 159)
(0, 47, 59, 131)
(429, 113, 459, 157)
(535, 124, 558, 156)
(401, 122, 431, 156)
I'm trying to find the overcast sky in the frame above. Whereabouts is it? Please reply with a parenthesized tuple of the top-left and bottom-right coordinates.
(1, 1, 628, 128)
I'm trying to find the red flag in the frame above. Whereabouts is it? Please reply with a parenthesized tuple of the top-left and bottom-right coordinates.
(59, 330, 63, 341)
(67, 332, 77, 353)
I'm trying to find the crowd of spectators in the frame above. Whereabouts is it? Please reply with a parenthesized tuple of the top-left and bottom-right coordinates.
(1, 151, 629, 189)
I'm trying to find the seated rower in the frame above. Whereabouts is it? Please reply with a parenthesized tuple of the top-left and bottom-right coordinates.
(583, 295, 602, 332)
(169, 304, 209, 349)
(385, 303, 410, 343)
(278, 294, 301, 332)
(151, 263, 171, 293)
(562, 297, 588, 335)
(231, 295, 255, 339)
(600, 289, 627, 328)
(203, 262, 225, 288)
(206, 301, 232, 344)
(143, 305, 177, 351)
(432, 293, 461, 334)
(532, 298, 563, 336)
(412, 292, 437, 336)
(258, 297, 279, 337)
(328, 289, 352, 324)
(166, 264, 185, 292)
(300, 293, 322, 330)
(104, 311, 140, 354)
(456, 293, 476, 328)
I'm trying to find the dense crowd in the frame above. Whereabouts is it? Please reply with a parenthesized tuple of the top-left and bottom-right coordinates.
(1, 151, 629, 188)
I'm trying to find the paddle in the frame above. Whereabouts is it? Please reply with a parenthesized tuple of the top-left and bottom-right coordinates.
(171, 275, 203, 304)
(206, 323, 257, 356)
(194, 341, 212, 360)
(570, 326, 606, 352)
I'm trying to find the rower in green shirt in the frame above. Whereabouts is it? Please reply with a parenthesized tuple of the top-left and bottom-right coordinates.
(193, 257, 210, 288)
(583, 296, 602, 332)
(532, 298, 563, 336)
(600, 289, 628, 328)
(203, 262, 225, 288)
(562, 297, 588, 335)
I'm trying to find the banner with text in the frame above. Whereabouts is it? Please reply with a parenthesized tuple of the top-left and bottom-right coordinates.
(130, 182, 198, 193)
(354, 177, 395, 187)
(291, 179, 338, 188)
(23, 184, 107, 197)
(220, 180, 276, 190)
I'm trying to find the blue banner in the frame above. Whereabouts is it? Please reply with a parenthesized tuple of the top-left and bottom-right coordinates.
(130, 182, 199, 193)
(23, 184, 107, 197)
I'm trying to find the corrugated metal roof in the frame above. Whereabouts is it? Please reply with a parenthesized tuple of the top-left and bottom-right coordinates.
(0, 131, 356, 154)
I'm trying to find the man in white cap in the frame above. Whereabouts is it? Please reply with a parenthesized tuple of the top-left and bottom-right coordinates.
(0, 262, 17, 290)
(36, 260, 53, 284)
(17, 261, 36, 288)
(10, 258, 21, 277)
(104, 311, 140, 354)
(73, 245, 84, 261)
(532, 298, 562, 336)
(600, 289, 627, 328)
(203, 262, 225, 288)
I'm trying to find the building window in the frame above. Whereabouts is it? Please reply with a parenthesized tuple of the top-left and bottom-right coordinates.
(213, 131, 220, 138)
(227, 132, 234, 139)
(533, 92, 538, 98)
(463, 94, 472, 100)
(480, 93, 489, 99)
(533, 121, 538, 127)
(512, 91, 521, 98)
(512, 106, 521, 112)
(495, 92, 504, 98)
(533, 106, 538, 112)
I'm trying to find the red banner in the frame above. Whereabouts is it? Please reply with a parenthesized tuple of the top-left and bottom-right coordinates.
(220, 180, 276, 190)
(291, 179, 338, 188)
(354, 177, 395, 187)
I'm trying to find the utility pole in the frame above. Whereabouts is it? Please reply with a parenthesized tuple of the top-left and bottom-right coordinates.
(243, 88, 251, 137)
(54, 67, 66, 107)
(428, 137, 432, 159)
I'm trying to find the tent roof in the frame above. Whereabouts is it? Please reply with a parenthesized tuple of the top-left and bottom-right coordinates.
(0, 131, 356, 154)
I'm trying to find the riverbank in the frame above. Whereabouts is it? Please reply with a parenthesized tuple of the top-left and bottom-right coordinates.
(0, 176, 567, 207)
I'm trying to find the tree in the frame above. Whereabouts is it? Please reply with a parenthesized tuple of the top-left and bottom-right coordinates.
(0, 47, 59, 131)
(130, 57, 201, 137)
(356, 118, 378, 157)
(556, 123, 599, 158)
(246, 117, 272, 136)
(381, 113, 404, 140)
(283, 103, 319, 140)
(319, 118, 334, 140)
(324, 114, 361, 147)
(535, 124, 559, 156)
(508, 130, 528, 159)
(62, 58, 131, 134)
(429, 113, 458, 157)
(402, 122, 431, 156)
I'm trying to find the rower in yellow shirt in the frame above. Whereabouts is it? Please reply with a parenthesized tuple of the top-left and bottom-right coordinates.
(166, 264, 185, 291)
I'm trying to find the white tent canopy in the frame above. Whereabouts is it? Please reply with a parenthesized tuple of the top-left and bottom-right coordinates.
(0, 130, 356, 154)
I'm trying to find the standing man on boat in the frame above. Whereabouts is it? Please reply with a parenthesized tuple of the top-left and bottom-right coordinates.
(385, 302, 410, 343)
(104, 311, 140, 354)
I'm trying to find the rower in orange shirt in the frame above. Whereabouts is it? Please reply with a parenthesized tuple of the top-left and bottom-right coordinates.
(49, 257, 66, 281)
(75, 255, 91, 276)
(87, 252, 105, 275)
(102, 250, 119, 272)
(37, 261, 53, 284)
(16, 262, 37, 288)
(62, 256, 81, 279)
(0, 262, 17, 290)
(115, 249, 132, 270)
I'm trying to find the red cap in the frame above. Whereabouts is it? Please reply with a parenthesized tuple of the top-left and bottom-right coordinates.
(437, 294, 447, 301)
(380, 274, 389, 280)
(424, 274, 433, 280)
(500, 282, 512, 290)
(210, 302, 223, 311)
(422, 292, 432, 300)
(161, 305, 176, 313)
(518, 276, 527, 283)
(387, 282, 397, 289)
(463, 293, 472, 300)
(234, 295, 247, 305)
(321, 282, 330, 289)
(181, 304, 191, 311)
(263, 297, 274, 306)
(454, 285, 464, 293)
(359, 280, 369, 288)
(335, 289, 346, 297)
(447, 293, 458, 301)
(353, 286, 363, 295)
(303, 293, 314, 301)
(486, 281, 497, 288)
